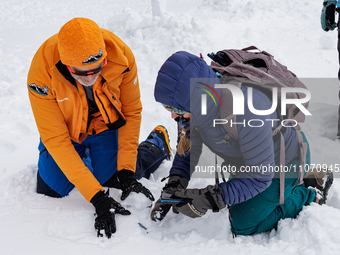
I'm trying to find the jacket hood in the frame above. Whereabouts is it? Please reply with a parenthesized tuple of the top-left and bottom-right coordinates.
(154, 51, 219, 114)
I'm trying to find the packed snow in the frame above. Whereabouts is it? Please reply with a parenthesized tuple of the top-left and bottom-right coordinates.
(0, 0, 340, 254)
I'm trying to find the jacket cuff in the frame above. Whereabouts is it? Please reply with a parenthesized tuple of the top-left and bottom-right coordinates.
(90, 190, 106, 207)
(117, 169, 135, 182)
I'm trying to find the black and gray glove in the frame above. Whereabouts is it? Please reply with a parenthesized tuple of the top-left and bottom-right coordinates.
(172, 184, 226, 218)
(321, 0, 338, 31)
(91, 190, 131, 238)
(117, 169, 155, 201)
(150, 175, 188, 222)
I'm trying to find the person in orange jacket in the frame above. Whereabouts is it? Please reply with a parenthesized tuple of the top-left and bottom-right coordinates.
(27, 17, 171, 238)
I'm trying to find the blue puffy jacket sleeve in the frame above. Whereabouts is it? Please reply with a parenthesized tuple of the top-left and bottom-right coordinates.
(169, 153, 190, 180)
(219, 87, 276, 205)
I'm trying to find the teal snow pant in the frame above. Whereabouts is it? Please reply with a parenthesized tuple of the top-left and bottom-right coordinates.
(230, 133, 315, 235)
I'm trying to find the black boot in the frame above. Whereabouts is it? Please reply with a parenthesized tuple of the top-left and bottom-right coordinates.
(304, 168, 333, 204)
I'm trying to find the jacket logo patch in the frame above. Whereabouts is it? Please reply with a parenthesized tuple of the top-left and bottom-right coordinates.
(82, 48, 103, 65)
(215, 139, 227, 145)
(134, 76, 138, 85)
(28, 83, 49, 96)
(57, 98, 69, 102)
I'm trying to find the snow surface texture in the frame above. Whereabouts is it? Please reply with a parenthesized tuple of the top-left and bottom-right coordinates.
(1, 0, 340, 254)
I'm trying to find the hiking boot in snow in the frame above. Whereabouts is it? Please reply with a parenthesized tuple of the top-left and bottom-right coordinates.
(145, 125, 171, 160)
(304, 168, 333, 205)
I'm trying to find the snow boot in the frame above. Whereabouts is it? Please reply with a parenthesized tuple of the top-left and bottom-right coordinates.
(304, 168, 333, 204)
(145, 125, 171, 160)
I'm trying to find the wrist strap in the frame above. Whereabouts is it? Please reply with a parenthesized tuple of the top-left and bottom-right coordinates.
(204, 192, 220, 213)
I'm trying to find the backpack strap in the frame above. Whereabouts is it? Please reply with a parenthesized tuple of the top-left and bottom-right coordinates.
(273, 122, 307, 205)
(217, 81, 242, 142)
(273, 124, 286, 204)
(281, 120, 307, 187)
(242, 45, 261, 52)
(241, 45, 274, 58)
(295, 128, 308, 186)
(215, 154, 236, 238)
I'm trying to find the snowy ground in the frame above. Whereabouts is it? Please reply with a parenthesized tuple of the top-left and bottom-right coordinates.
(1, 0, 340, 254)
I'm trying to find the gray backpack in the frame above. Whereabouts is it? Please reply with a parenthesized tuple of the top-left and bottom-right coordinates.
(208, 46, 309, 204)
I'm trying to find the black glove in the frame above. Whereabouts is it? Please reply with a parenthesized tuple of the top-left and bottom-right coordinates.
(172, 184, 226, 218)
(91, 190, 131, 238)
(117, 169, 155, 201)
(150, 175, 188, 222)
(321, 0, 337, 31)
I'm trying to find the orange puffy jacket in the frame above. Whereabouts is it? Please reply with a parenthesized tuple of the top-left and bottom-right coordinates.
(27, 29, 142, 202)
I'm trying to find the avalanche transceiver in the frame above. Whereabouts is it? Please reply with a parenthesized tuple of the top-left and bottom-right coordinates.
(160, 190, 185, 205)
